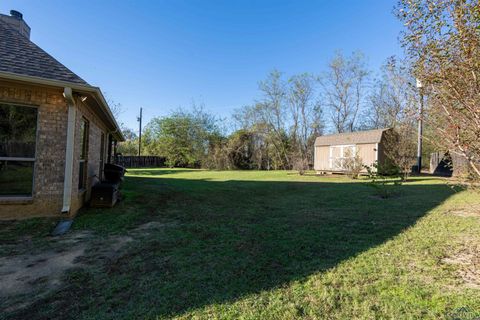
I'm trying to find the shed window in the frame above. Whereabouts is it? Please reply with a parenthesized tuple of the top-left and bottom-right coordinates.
(329, 145, 356, 170)
(0, 103, 38, 196)
(78, 118, 89, 190)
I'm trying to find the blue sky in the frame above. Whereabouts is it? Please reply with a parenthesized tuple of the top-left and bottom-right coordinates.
(1, 1, 403, 132)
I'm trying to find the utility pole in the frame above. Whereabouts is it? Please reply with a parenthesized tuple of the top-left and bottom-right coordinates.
(137, 107, 142, 156)
(416, 79, 423, 174)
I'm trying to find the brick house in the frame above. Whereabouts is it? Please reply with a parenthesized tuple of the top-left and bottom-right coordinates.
(0, 10, 124, 219)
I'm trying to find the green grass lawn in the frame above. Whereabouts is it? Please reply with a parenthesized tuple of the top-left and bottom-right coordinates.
(2, 169, 480, 319)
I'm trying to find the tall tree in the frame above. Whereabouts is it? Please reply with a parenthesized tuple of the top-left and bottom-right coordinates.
(256, 70, 291, 169)
(383, 125, 418, 181)
(288, 73, 324, 170)
(117, 128, 138, 156)
(232, 105, 270, 169)
(142, 107, 221, 167)
(362, 57, 417, 129)
(397, 0, 480, 179)
(233, 71, 325, 170)
(321, 51, 369, 133)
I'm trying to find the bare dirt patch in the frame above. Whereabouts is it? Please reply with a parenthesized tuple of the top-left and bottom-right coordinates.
(109, 235, 134, 251)
(0, 230, 134, 312)
(128, 220, 179, 240)
(448, 204, 480, 218)
(0, 246, 86, 298)
(443, 240, 480, 289)
(0, 231, 97, 300)
(134, 221, 177, 232)
(0, 219, 179, 315)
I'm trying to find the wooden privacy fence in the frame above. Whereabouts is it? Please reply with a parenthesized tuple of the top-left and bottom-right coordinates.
(430, 152, 470, 176)
(116, 156, 166, 168)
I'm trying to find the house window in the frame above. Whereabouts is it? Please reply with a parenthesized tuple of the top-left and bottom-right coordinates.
(99, 132, 105, 178)
(78, 118, 89, 190)
(0, 103, 38, 196)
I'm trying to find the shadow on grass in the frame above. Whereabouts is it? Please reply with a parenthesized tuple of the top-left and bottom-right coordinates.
(8, 169, 456, 319)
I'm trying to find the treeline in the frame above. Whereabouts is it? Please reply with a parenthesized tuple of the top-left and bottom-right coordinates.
(117, 0, 480, 182)
(118, 52, 427, 171)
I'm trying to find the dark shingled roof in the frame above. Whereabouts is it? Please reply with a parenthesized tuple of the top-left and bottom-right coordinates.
(315, 128, 390, 146)
(0, 19, 88, 85)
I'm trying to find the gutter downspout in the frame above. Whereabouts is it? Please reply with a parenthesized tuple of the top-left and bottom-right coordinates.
(62, 87, 76, 213)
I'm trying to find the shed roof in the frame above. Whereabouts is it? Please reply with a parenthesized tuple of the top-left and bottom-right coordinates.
(0, 19, 88, 85)
(315, 128, 390, 146)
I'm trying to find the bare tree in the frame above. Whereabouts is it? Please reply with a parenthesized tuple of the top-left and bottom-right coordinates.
(321, 51, 369, 133)
(256, 70, 291, 169)
(103, 95, 124, 124)
(233, 71, 325, 171)
(288, 73, 324, 170)
(343, 148, 363, 179)
(362, 57, 417, 129)
(397, 0, 480, 180)
(108, 101, 123, 121)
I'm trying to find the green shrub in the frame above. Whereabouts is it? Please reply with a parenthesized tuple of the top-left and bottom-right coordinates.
(365, 161, 403, 198)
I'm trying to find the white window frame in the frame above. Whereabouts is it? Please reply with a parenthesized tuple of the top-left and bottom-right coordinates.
(99, 132, 106, 179)
(78, 118, 89, 192)
(0, 102, 39, 198)
(329, 144, 356, 170)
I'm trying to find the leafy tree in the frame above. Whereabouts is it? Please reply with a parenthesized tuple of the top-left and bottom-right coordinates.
(142, 108, 222, 168)
(397, 0, 480, 180)
(383, 126, 417, 181)
(143, 115, 196, 167)
(225, 130, 255, 169)
(117, 128, 138, 156)
(232, 105, 272, 169)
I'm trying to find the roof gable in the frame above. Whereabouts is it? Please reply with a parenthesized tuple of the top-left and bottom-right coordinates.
(315, 128, 391, 146)
(0, 19, 87, 85)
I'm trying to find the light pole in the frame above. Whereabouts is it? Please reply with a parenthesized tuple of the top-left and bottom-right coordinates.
(416, 78, 424, 174)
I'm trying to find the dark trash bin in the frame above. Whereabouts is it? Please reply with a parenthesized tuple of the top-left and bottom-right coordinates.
(104, 163, 126, 184)
(90, 163, 126, 208)
(90, 182, 120, 208)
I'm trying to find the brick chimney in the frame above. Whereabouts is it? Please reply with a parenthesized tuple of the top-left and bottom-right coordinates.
(0, 10, 31, 39)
